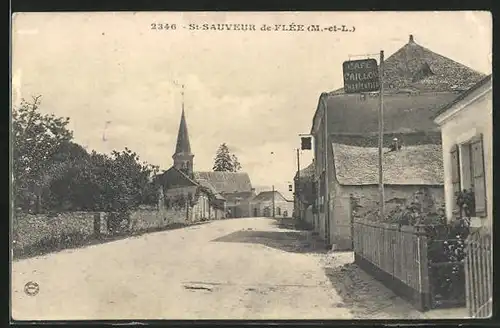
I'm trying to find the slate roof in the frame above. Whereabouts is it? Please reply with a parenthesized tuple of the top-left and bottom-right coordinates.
(197, 179, 226, 200)
(332, 143, 444, 186)
(331, 35, 486, 95)
(158, 168, 226, 200)
(224, 191, 255, 202)
(433, 74, 492, 119)
(252, 191, 288, 202)
(295, 161, 315, 180)
(324, 92, 459, 134)
(194, 171, 253, 194)
(312, 35, 487, 135)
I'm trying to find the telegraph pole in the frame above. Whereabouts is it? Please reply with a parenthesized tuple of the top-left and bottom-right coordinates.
(322, 93, 330, 245)
(378, 50, 385, 220)
(272, 185, 275, 218)
(296, 148, 301, 220)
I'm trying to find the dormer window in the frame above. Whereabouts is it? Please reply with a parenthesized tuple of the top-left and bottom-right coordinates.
(411, 62, 434, 82)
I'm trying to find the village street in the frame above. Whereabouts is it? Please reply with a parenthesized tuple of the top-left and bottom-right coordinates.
(12, 218, 350, 320)
(12, 217, 447, 321)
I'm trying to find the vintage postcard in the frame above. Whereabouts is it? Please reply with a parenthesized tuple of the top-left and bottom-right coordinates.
(11, 11, 492, 321)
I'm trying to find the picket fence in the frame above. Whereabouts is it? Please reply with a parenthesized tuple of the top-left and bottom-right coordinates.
(353, 219, 431, 311)
(465, 227, 493, 318)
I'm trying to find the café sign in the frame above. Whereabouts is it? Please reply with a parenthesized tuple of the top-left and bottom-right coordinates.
(342, 59, 380, 93)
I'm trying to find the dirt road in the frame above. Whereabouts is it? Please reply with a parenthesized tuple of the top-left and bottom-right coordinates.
(12, 217, 353, 320)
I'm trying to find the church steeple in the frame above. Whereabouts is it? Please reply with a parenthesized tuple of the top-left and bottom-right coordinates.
(172, 84, 194, 176)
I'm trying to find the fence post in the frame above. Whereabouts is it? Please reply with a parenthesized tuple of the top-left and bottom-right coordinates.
(93, 212, 101, 237)
(416, 225, 430, 311)
(465, 235, 473, 317)
(485, 233, 492, 317)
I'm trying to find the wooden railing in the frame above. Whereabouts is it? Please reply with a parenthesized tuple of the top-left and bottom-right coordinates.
(465, 227, 492, 318)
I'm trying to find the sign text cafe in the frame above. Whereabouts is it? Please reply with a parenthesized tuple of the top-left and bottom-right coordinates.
(342, 58, 380, 94)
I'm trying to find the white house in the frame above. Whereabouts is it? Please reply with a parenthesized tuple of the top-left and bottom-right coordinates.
(433, 74, 492, 229)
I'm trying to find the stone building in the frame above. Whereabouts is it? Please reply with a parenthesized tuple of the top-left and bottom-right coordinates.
(194, 172, 255, 218)
(250, 190, 294, 218)
(327, 143, 445, 250)
(293, 161, 315, 224)
(309, 34, 487, 247)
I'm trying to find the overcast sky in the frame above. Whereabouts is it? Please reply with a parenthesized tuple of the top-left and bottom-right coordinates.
(12, 11, 491, 199)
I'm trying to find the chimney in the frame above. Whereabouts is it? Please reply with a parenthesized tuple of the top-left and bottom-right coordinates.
(409, 34, 414, 43)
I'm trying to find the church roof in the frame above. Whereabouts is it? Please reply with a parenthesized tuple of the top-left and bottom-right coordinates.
(194, 171, 253, 194)
(174, 109, 192, 155)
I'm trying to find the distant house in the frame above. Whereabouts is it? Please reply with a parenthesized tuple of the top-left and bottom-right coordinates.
(194, 172, 256, 218)
(309, 34, 487, 246)
(293, 160, 315, 224)
(328, 143, 445, 251)
(433, 74, 492, 229)
(251, 191, 294, 218)
(157, 166, 225, 222)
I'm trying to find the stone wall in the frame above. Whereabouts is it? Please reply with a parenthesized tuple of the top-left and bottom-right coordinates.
(12, 211, 101, 258)
(329, 183, 445, 251)
(12, 201, 224, 259)
(129, 205, 187, 231)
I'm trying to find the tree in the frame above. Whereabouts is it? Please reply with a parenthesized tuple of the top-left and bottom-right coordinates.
(213, 143, 242, 172)
(12, 95, 160, 214)
(12, 95, 74, 211)
(231, 154, 242, 172)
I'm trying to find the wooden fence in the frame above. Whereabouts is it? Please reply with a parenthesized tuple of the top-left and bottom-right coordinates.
(465, 227, 492, 318)
(353, 219, 431, 311)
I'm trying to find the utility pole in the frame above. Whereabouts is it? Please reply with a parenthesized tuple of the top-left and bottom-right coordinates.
(296, 148, 301, 220)
(272, 185, 275, 218)
(322, 93, 330, 245)
(378, 50, 385, 220)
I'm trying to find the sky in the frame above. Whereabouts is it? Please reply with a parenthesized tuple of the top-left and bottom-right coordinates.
(11, 11, 492, 199)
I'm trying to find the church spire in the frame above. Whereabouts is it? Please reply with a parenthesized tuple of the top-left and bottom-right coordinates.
(172, 84, 194, 176)
(175, 108, 192, 155)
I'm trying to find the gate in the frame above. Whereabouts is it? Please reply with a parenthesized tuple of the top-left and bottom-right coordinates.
(427, 238, 466, 309)
(465, 228, 492, 318)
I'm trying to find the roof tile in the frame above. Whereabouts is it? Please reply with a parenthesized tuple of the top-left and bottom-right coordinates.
(194, 171, 253, 194)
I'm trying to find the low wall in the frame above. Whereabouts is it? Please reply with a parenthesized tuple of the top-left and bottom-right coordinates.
(130, 206, 187, 231)
(12, 211, 101, 258)
(12, 206, 196, 259)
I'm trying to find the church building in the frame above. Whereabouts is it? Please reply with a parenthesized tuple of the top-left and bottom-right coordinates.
(156, 90, 255, 222)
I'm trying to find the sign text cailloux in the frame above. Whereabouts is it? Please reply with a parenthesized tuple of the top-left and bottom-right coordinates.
(342, 59, 380, 93)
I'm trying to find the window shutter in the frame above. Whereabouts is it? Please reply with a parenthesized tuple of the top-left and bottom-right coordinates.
(450, 145, 461, 214)
(471, 134, 487, 217)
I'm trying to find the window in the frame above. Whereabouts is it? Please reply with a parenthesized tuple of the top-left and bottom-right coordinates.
(319, 172, 326, 213)
(451, 134, 487, 217)
(450, 145, 461, 214)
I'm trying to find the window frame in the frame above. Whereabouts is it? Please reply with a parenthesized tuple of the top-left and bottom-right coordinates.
(455, 133, 487, 218)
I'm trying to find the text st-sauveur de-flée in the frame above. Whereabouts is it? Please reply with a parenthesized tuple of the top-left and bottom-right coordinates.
(150, 23, 356, 33)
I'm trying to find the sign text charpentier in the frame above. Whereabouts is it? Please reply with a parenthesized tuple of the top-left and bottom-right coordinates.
(342, 59, 380, 94)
